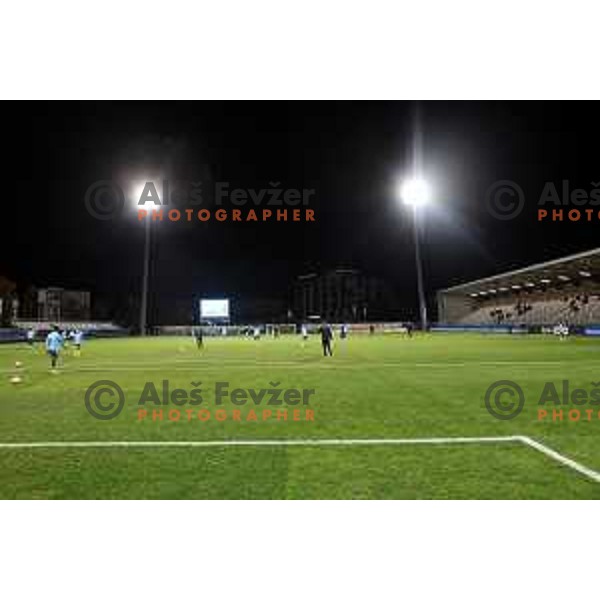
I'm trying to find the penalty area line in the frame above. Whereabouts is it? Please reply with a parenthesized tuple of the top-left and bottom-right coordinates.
(0, 436, 522, 449)
(0, 436, 597, 484)
(517, 436, 600, 484)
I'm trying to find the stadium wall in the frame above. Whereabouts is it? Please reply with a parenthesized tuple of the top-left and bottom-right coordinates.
(0, 322, 129, 343)
(436, 292, 473, 324)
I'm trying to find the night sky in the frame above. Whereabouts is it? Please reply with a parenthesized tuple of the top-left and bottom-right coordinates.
(2, 101, 600, 322)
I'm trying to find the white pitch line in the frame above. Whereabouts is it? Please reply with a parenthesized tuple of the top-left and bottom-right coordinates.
(5, 360, 575, 374)
(0, 436, 597, 484)
(73, 360, 568, 368)
(517, 436, 600, 484)
(0, 436, 521, 449)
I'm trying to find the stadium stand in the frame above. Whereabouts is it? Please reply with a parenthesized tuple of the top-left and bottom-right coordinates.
(456, 294, 600, 326)
(437, 247, 600, 328)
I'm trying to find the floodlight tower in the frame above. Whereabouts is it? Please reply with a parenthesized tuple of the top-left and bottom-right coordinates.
(139, 215, 151, 336)
(399, 178, 430, 331)
(130, 179, 154, 337)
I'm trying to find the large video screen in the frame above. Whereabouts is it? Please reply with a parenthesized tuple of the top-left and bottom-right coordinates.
(200, 298, 230, 319)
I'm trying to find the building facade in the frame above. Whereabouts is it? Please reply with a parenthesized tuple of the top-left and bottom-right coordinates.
(289, 268, 399, 322)
(36, 288, 91, 322)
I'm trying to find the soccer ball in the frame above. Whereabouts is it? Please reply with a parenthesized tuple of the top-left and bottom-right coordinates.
(15, 361, 23, 368)
(10, 376, 23, 385)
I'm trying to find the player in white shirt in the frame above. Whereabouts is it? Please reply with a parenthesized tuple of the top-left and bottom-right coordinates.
(553, 322, 569, 340)
(73, 330, 83, 355)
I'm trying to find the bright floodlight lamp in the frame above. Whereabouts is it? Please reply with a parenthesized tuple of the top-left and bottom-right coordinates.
(399, 178, 431, 207)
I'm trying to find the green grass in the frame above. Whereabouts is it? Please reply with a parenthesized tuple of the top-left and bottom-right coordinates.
(0, 333, 599, 498)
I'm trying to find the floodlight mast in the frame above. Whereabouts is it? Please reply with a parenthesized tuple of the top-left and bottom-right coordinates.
(411, 202, 428, 332)
(133, 176, 163, 336)
(400, 177, 429, 331)
(139, 215, 151, 336)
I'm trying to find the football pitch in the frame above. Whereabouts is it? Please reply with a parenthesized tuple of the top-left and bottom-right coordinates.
(0, 333, 599, 499)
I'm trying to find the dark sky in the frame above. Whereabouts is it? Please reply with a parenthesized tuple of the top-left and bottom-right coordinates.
(2, 101, 599, 321)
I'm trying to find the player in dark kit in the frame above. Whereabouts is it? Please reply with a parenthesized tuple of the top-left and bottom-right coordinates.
(193, 327, 203, 349)
(320, 322, 334, 357)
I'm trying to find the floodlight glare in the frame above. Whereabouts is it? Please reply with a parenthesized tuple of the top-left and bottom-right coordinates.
(399, 178, 431, 207)
(130, 180, 160, 211)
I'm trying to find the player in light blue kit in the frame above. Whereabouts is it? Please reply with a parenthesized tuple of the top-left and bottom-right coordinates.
(45, 326, 64, 371)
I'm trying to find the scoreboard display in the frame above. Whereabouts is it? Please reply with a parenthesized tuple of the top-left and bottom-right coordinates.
(200, 299, 230, 319)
